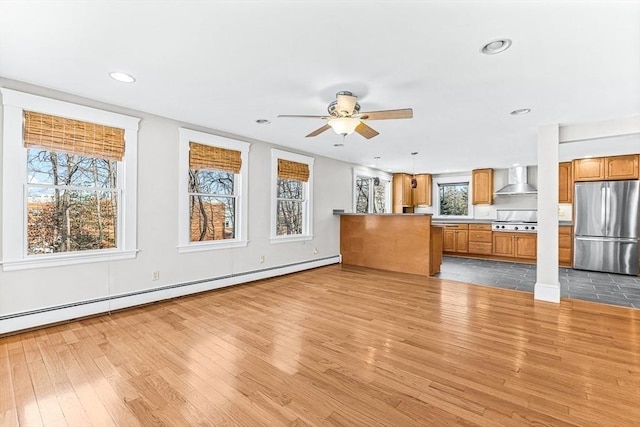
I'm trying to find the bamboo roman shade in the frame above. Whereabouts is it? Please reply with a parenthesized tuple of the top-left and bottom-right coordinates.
(278, 159, 310, 182)
(189, 142, 242, 173)
(23, 111, 125, 161)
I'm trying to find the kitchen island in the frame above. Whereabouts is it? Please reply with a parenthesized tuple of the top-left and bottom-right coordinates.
(339, 213, 442, 276)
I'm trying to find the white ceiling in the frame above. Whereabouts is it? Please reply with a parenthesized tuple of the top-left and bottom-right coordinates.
(1, 1, 638, 174)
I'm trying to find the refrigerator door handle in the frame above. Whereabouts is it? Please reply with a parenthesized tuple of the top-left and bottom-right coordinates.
(605, 185, 611, 235)
(575, 236, 639, 243)
(601, 186, 607, 235)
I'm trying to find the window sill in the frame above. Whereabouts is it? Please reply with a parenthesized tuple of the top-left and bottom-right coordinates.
(270, 235, 313, 244)
(177, 240, 248, 253)
(1, 249, 139, 271)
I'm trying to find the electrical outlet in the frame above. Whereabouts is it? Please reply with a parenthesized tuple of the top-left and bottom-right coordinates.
(313, 247, 318, 254)
(260, 256, 265, 264)
(152, 270, 159, 281)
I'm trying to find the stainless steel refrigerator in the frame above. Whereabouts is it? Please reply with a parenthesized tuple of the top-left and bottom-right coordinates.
(574, 180, 639, 275)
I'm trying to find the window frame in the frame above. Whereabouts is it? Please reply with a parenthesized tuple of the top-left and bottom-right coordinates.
(432, 174, 474, 220)
(177, 128, 250, 253)
(270, 149, 314, 243)
(1, 88, 140, 270)
(352, 166, 392, 213)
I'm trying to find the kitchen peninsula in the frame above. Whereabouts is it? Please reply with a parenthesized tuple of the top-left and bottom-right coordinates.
(339, 213, 442, 276)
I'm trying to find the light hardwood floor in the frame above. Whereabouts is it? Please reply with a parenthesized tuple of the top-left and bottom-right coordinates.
(1, 265, 639, 426)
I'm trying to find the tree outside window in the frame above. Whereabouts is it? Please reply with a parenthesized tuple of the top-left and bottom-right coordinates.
(189, 169, 236, 241)
(27, 149, 118, 254)
(438, 182, 469, 216)
(355, 176, 387, 213)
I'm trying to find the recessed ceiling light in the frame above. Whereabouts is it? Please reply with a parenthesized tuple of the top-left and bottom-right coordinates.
(583, 155, 593, 158)
(386, 169, 392, 172)
(255, 119, 270, 124)
(512, 163, 521, 166)
(510, 108, 531, 115)
(333, 143, 344, 147)
(481, 39, 512, 55)
(368, 164, 376, 167)
(109, 72, 136, 83)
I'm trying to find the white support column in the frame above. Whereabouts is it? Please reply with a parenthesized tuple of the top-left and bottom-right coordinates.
(535, 124, 560, 302)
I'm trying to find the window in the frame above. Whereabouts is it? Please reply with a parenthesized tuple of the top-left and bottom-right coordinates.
(178, 128, 250, 252)
(433, 175, 473, 219)
(271, 149, 313, 242)
(353, 167, 391, 213)
(1, 89, 139, 270)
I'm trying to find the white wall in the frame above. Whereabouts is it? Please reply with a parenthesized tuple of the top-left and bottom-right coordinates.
(0, 79, 353, 329)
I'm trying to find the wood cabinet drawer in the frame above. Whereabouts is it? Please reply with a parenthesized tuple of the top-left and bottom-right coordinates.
(468, 230, 492, 243)
(469, 224, 492, 231)
(444, 224, 469, 230)
(559, 234, 572, 249)
(468, 242, 492, 255)
(559, 226, 573, 235)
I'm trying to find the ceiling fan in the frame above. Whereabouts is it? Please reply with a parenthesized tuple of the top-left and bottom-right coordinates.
(278, 91, 413, 139)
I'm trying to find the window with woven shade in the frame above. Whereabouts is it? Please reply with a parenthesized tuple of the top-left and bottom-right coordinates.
(271, 149, 314, 241)
(178, 129, 250, 252)
(23, 111, 126, 255)
(1, 88, 140, 270)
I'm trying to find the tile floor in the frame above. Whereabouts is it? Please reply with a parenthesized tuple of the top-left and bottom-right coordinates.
(437, 256, 640, 309)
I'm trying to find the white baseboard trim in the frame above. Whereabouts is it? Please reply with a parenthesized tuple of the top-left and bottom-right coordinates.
(0, 255, 340, 335)
(534, 282, 561, 303)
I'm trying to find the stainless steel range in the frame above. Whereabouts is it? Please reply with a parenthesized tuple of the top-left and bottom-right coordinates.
(491, 209, 538, 233)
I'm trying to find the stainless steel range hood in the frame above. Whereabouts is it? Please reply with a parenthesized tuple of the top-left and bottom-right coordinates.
(494, 166, 537, 195)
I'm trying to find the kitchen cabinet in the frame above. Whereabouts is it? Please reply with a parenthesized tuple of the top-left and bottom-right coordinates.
(605, 154, 639, 180)
(559, 225, 573, 267)
(472, 168, 493, 205)
(392, 173, 413, 213)
(443, 224, 468, 253)
(468, 224, 492, 255)
(573, 157, 605, 181)
(430, 226, 444, 275)
(573, 154, 639, 181)
(558, 162, 573, 203)
(412, 174, 432, 206)
(492, 232, 537, 260)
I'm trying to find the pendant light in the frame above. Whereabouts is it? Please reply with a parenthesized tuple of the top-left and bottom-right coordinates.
(411, 152, 418, 188)
(373, 156, 380, 186)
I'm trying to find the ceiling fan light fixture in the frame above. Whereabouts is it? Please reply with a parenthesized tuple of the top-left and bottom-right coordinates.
(328, 117, 360, 135)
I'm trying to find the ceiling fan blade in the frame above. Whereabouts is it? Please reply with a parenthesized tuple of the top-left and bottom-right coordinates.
(278, 114, 328, 119)
(336, 93, 358, 115)
(354, 122, 379, 139)
(356, 108, 413, 120)
(306, 124, 331, 137)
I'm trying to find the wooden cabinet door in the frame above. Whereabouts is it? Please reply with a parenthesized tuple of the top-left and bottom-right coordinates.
(492, 233, 514, 257)
(605, 154, 639, 180)
(412, 174, 432, 206)
(515, 234, 537, 259)
(443, 229, 457, 252)
(403, 174, 413, 206)
(558, 162, 573, 203)
(392, 173, 413, 212)
(472, 169, 494, 205)
(559, 226, 573, 267)
(573, 158, 605, 181)
(455, 230, 468, 253)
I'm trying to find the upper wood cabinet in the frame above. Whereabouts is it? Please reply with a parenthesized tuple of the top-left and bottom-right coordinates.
(412, 174, 432, 206)
(558, 162, 573, 203)
(472, 168, 493, 205)
(573, 157, 605, 181)
(605, 154, 639, 180)
(392, 173, 413, 212)
(573, 154, 639, 181)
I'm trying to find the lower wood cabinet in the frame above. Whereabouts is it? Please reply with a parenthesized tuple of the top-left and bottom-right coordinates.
(443, 224, 468, 253)
(559, 225, 573, 267)
(492, 232, 537, 260)
(468, 224, 492, 255)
